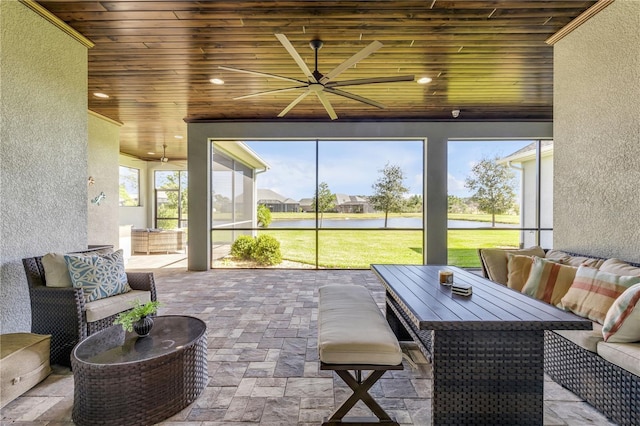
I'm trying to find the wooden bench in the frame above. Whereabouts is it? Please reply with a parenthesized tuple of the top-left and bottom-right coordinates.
(318, 285, 403, 425)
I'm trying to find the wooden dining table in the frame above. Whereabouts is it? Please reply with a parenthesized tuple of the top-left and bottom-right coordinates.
(371, 264, 592, 426)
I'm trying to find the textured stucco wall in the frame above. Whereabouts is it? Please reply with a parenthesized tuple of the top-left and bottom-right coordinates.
(88, 113, 120, 248)
(553, 0, 640, 262)
(0, 2, 88, 333)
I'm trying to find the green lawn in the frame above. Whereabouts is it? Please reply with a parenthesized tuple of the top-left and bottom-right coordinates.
(256, 227, 520, 269)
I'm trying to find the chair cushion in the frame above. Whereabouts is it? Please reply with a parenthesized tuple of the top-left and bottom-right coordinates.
(554, 323, 603, 353)
(596, 341, 640, 377)
(318, 285, 402, 365)
(602, 283, 640, 342)
(65, 249, 130, 302)
(85, 289, 151, 323)
(0, 333, 51, 408)
(561, 266, 640, 324)
(479, 246, 545, 285)
(521, 257, 577, 306)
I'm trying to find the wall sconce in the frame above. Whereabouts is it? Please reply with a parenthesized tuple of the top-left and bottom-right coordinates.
(451, 109, 460, 118)
(88, 176, 95, 186)
(91, 191, 106, 206)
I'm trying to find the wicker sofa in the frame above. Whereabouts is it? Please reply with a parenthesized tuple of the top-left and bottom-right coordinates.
(478, 247, 640, 426)
(131, 228, 185, 255)
(22, 247, 157, 366)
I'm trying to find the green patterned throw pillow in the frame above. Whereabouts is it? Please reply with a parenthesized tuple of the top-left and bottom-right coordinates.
(64, 249, 130, 302)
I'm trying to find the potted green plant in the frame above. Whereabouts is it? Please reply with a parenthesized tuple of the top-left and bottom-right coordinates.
(114, 300, 161, 337)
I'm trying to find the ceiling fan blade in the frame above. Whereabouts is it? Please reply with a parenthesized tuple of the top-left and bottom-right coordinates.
(275, 34, 317, 83)
(278, 89, 312, 118)
(324, 87, 386, 109)
(326, 75, 415, 88)
(218, 66, 305, 84)
(320, 40, 383, 84)
(315, 91, 338, 120)
(234, 86, 307, 100)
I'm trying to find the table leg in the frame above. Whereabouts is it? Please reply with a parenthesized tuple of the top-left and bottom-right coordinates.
(432, 329, 544, 425)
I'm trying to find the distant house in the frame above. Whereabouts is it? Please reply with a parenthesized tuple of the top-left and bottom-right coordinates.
(299, 198, 314, 212)
(498, 140, 554, 249)
(258, 188, 300, 213)
(334, 193, 375, 214)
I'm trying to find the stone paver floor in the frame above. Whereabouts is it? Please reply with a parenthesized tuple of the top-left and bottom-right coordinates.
(1, 265, 616, 425)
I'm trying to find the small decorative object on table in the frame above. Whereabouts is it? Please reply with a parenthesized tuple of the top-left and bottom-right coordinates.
(114, 300, 161, 337)
(451, 282, 472, 296)
(439, 270, 453, 285)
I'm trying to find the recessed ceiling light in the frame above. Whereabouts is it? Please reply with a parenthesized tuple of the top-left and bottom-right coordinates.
(174, 135, 184, 139)
(417, 77, 432, 85)
(210, 78, 224, 85)
(147, 152, 155, 155)
(93, 92, 110, 98)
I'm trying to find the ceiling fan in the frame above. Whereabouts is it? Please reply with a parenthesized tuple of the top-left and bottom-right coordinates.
(219, 34, 414, 120)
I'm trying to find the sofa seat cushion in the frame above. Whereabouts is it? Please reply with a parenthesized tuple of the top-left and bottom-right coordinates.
(85, 289, 151, 323)
(596, 341, 640, 376)
(0, 333, 51, 408)
(554, 323, 603, 353)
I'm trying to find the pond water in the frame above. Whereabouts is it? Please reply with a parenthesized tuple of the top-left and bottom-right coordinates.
(270, 218, 519, 229)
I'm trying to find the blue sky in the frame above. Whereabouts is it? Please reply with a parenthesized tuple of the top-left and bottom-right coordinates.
(245, 140, 531, 200)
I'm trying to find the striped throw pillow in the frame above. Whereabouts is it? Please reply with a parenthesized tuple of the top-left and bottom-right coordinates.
(561, 266, 640, 324)
(521, 257, 577, 306)
(602, 283, 640, 342)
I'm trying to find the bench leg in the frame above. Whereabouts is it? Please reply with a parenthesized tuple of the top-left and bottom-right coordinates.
(324, 369, 399, 425)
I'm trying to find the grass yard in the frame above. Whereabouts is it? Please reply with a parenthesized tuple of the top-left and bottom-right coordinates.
(257, 228, 520, 269)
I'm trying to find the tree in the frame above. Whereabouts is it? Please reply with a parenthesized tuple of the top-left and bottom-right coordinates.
(464, 155, 516, 226)
(312, 181, 335, 227)
(405, 194, 423, 213)
(257, 204, 272, 227)
(368, 163, 410, 228)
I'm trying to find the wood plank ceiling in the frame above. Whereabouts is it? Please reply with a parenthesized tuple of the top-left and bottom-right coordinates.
(36, 0, 598, 160)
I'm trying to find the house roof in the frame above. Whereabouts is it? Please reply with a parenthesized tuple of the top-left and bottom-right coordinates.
(499, 140, 554, 164)
(258, 189, 299, 205)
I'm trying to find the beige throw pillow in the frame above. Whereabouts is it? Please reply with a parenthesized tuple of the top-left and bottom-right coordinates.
(42, 253, 73, 287)
(506, 254, 534, 291)
(479, 246, 545, 285)
(599, 258, 640, 277)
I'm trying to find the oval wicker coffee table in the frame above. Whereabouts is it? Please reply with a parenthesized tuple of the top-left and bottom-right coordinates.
(71, 315, 207, 426)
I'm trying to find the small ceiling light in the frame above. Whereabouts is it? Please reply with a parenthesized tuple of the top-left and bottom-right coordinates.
(93, 92, 109, 99)
(209, 78, 224, 85)
(417, 77, 432, 84)
(147, 151, 155, 155)
(174, 135, 184, 139)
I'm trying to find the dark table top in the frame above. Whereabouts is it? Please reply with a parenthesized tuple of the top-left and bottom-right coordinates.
(371, 264, 592, 331)
(73, 315, 206, 365)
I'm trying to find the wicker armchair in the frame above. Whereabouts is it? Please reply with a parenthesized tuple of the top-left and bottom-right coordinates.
(22, 248, 157, 366)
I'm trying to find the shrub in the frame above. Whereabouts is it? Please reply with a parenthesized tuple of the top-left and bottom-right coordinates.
(251, 234, 282, 266)
(257, 204, 272, 228)
(231, 235, 255, 260)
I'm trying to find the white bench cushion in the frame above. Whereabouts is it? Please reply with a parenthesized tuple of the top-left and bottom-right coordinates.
(85, 290, 151, 323)
(318, 285, 402, 366)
